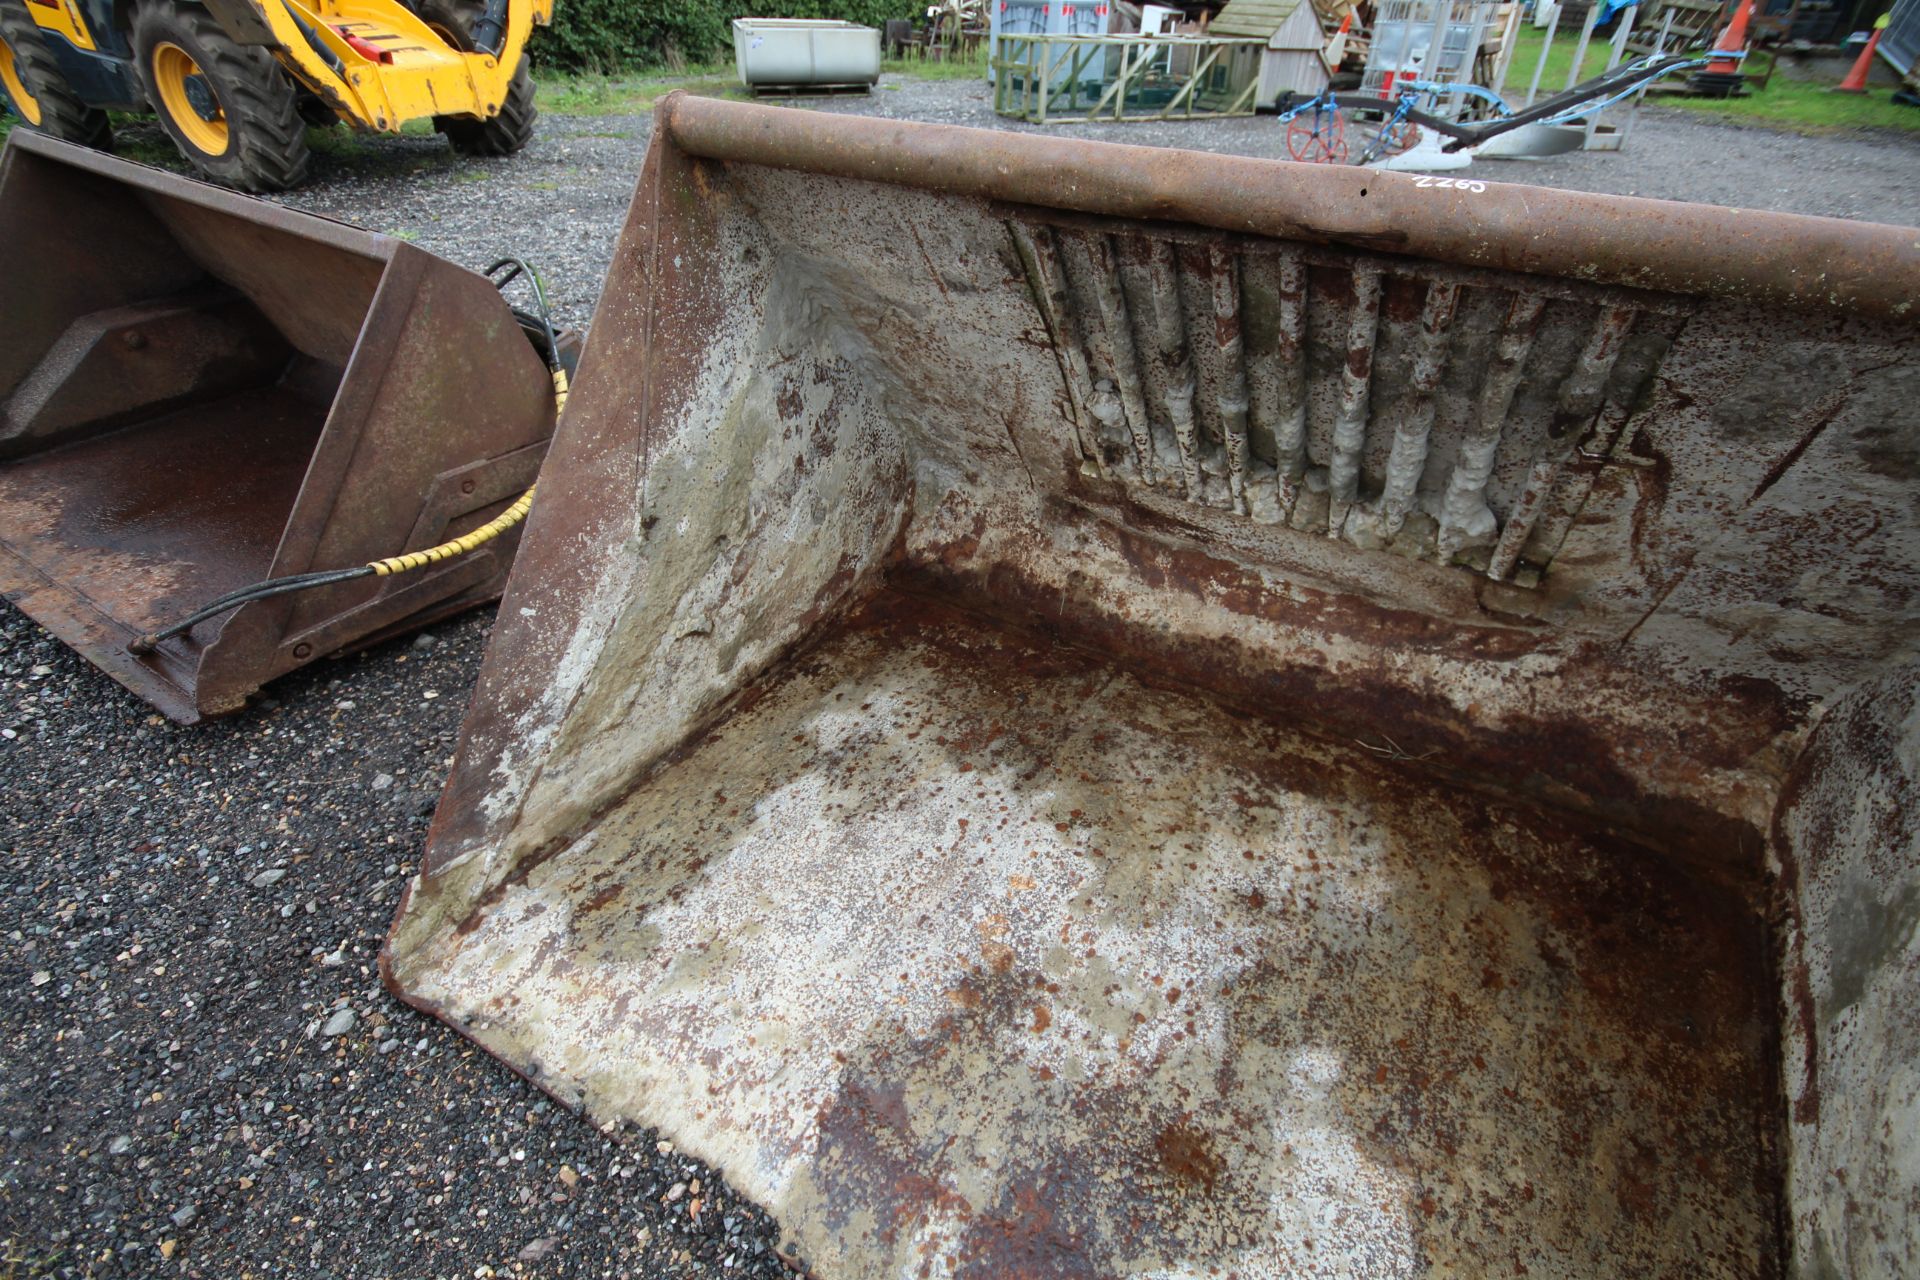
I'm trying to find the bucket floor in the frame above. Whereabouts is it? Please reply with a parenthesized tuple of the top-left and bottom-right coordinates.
(0, 386, 326, 634)
(400, 591, 1779, 1279)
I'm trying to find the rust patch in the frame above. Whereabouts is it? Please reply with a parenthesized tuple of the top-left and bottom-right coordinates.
(1154, 1121, 1226, 1198)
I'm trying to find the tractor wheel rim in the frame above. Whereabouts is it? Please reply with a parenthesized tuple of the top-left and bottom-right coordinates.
(152, 42, 229, 156)
(0, 39, 44, 127)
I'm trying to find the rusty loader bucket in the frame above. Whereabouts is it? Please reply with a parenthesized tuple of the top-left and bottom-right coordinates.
(386, 97, 1920, 1278)
(0, 132, 558, 722)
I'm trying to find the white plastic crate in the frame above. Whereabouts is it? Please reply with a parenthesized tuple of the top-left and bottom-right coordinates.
(1361, 0, 1495, 102)
(989, 0, 1112, 84)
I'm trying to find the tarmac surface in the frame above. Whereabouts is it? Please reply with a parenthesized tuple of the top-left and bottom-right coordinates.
(2, 74, 1917, 1278)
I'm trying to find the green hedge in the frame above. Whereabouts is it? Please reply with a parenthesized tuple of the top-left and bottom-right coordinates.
(531, 0, 927, 72)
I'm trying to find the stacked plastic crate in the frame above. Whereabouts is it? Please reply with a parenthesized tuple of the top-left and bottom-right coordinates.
(1362, 0, 1495, 99)
(988, 0, 1111, 85)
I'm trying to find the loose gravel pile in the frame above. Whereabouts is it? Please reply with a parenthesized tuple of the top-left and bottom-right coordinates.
(3, 76, 1916, 1279)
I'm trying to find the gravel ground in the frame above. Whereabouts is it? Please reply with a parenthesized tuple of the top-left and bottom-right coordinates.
(3, 76, 1917, 1279)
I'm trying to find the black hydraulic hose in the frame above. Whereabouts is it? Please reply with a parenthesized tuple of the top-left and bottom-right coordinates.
(471, 0, 509, 56)
(1433, 55, 1704, 150)
(287, 8, 346, 76)
(486, 258, 558, 362)
(128, 567, 375, 653)
(128, 257, 565, 657)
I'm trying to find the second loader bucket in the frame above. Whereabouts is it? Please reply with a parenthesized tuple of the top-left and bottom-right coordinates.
(387, 98, 1920, 1278)
(0, 132, 558, 722)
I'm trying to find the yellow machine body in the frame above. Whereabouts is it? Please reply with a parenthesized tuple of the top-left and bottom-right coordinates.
(240, 0, 551, 132)
(2, 0, 550, 188)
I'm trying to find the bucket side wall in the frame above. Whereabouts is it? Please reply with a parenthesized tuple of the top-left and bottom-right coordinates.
(395, 135, 916, 947)
(1774, 661, 1920, 1280)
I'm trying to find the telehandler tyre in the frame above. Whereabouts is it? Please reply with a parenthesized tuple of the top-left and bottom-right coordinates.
(0, 0, 112, 148)
(131, 2, 309, 191)
(410, 0, 536, 156)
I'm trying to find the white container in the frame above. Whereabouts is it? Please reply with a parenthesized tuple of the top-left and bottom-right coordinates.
(732, 18, 882, 90)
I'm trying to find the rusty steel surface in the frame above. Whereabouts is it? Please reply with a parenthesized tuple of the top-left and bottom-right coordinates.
(387, 102, 1920, 1277)
(0, 131, 558, 723)
(658, 94, 1920, 322)
(1772, 660, 1920, 1280)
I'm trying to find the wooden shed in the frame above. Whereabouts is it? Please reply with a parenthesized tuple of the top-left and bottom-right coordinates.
(1212, 0, 1333, 104)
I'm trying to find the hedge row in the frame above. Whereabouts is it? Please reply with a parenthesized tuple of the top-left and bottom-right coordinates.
(530, 0, 928, 72)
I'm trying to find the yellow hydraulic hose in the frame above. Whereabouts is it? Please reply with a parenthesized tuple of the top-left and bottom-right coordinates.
(130, 364, 569, 654)
(366, 365, 566, 577)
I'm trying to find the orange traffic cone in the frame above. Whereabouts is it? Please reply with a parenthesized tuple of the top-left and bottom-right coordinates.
(1832, 28, 1882, 94)
(1688, 0, 1755, 97)
(1325, 10, 1353, 68)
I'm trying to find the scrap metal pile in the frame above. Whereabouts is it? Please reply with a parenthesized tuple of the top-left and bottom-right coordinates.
(4, 92, 1919, 1279)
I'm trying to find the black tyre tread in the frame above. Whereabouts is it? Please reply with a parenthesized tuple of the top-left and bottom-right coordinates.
(131, 2, 309, 191)
(416, 0, 534, 157)
(0, 0, 112, 147)
(437, 58, 534, 156)
(406, 0, 482, 51)
(295, 92, 338, 127)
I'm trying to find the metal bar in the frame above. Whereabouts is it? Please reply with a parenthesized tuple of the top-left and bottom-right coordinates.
(1204, 245, 1251, 512)
(656, 94, 1920, 321)
(1525, 3, 1558, 106)
(1423, 0, 1452, 96)
(1016, 36, 1032, 119)
(1486, 303, 1636, 580)
(1040, 38, 1076, 121)
(1143, 240, 1203, 501)
(1375, 279, 1459, 537)
(1437, 0, 1478, 116)
(1038, 39, 1052, 123)
(1193, 45, 1227, 117)
(1327, 263, 1382, 536)
(1270, 249, 1310, 518)
(1008, 223, 1104, 475)
(1160, 46, 1221, 119)
(1485, 459, 1555, 582)
(1065, 231, 1158, 484)
(1585, 2, 1635, 144)
(1088, 40, 1138, 118)
(1490, 1, 1526, 94)
(1028, 37, 1041, 120)
(1563, 2, 1600, 93)
(1242, 249, 1310, 520)
(1619, 11, 1675, 148)
(1436, 292, 1545, 562)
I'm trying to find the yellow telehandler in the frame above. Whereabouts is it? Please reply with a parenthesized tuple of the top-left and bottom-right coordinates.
(0, 0, 549, 189)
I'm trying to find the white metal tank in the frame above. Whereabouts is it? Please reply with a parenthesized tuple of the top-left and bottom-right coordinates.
(732, 18, 881, 91)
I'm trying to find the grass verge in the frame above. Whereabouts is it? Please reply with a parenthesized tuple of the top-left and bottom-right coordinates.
(535, 64, 744, 115)
(885, 46, 992, 80)
(1499, 24, 1920, 134)
(534, 45, 991, 116)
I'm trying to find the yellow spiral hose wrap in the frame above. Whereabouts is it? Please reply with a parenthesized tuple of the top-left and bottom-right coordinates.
(365, 365, 567, 579)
